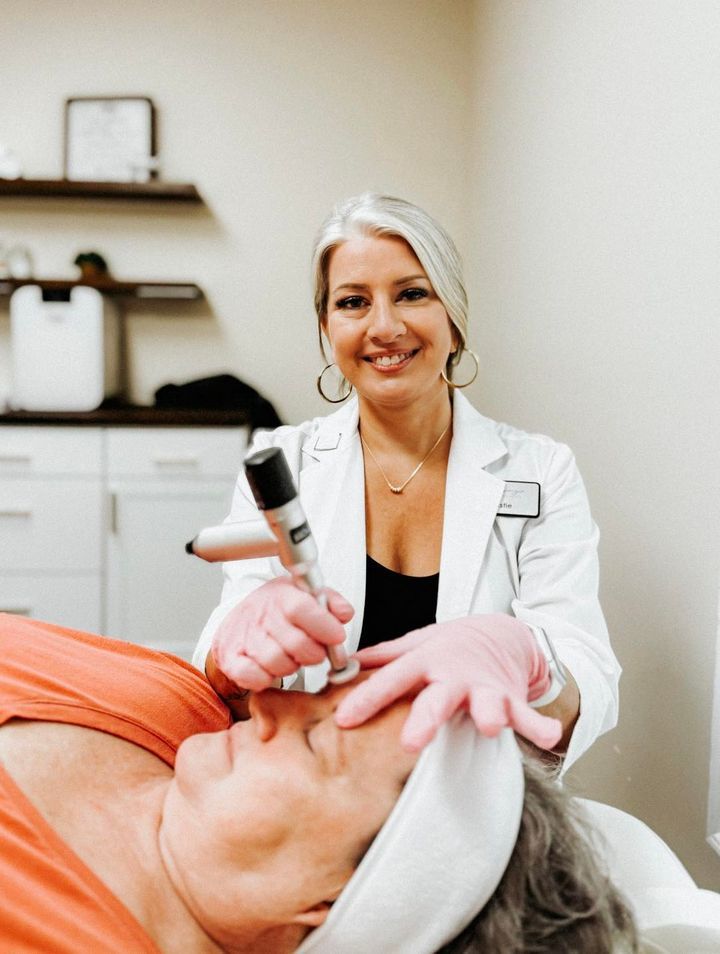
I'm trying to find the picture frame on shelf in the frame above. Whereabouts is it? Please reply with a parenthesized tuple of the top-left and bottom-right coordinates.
(64, 96, 158, 183)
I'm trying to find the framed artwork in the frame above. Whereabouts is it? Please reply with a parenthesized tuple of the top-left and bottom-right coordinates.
(64, 96, 157, 183)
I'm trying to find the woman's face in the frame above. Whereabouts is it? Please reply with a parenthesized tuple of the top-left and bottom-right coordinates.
(323, 234, 458, 411)
(159, 678, 417, 946)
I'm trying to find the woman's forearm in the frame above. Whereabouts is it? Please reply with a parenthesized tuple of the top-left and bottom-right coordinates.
(536, 669, 580, 754)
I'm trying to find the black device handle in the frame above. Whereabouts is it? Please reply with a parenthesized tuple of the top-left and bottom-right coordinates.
(244, 447, 297, 511)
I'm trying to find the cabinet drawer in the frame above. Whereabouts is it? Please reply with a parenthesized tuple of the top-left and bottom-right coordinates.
(0, 575, 101, 632)
(0, 481, 103, 571)
(0, 427, 103, 475)
(106, 427, 248, 478)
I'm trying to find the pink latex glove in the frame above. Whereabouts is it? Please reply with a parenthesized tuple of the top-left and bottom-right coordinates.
(334, 614, 562, 752)
(211, 577, 353, 691)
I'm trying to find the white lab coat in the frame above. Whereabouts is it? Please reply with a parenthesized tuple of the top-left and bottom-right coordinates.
(194, 392, 620, 770)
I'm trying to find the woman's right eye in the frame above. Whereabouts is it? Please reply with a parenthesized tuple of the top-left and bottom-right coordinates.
(336, 295, 367, 310)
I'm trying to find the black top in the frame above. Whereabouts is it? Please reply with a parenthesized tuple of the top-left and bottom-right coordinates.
(358, 554, 440, 650)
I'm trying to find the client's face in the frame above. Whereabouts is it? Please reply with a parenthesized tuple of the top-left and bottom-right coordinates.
(159, 676, 417, 946)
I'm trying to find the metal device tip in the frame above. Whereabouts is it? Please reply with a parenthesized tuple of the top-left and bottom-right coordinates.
(326, 657, 361, 685)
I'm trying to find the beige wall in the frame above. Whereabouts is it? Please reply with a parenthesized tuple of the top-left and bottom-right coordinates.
(469, 1, 720, 887)
(2, 0, 719, 891)
(0, 0, 473, 420)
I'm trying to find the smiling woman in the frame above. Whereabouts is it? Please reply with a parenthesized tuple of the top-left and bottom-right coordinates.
(195, 193, 619, 777)
(0, 614, 636, 953)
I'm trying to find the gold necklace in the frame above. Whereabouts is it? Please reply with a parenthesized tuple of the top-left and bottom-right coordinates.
(360, 421, 451, 494)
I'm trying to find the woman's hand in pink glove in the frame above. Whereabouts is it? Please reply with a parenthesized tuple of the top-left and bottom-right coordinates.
(334, 614, 562, 752)
(210, 577, 353, 692)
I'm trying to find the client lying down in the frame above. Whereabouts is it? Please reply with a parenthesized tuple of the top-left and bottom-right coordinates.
(0, 614, 636, 953)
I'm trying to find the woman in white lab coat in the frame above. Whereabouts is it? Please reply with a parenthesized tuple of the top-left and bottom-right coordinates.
(194, 193, 619, 770)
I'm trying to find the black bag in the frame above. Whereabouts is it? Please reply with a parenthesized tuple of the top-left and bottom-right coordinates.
(154, 374, 282, 432)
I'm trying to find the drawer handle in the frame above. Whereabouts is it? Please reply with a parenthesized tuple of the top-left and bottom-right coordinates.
(0, 454, 32, 465)
(152, 457, 200, 470)
(0, 508, 32, 519)
(109, 492, 117, 534)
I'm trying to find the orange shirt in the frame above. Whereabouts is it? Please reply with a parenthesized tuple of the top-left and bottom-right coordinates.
(0, 614, 230, 953)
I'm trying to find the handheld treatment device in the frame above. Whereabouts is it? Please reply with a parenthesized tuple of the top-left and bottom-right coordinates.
(186, 446, 360, 685)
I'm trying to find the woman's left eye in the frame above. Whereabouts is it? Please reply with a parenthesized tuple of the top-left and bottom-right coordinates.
(399, 287, 428, 302)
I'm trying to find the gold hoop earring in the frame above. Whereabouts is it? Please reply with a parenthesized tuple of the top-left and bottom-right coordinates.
(317, 363, 353, 403)
(441, 349, 479, 389)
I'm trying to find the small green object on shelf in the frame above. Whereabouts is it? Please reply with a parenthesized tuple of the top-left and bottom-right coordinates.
(74, 251, 110, 282)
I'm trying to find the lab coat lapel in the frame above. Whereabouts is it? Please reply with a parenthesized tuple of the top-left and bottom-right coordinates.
(297, 399, 366, 644)
(437, 393, 507, 621)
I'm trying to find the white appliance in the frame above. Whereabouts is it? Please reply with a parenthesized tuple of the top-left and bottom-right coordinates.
(10, 285, 120, 411)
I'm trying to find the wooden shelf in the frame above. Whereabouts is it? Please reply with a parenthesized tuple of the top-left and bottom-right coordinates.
(0, 178, 202, 203)
(0, 278, 204, 302)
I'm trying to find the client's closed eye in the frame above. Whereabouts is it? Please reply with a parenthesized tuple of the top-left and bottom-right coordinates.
(303, 718, 322, 753)
(305, 718, 347, 775)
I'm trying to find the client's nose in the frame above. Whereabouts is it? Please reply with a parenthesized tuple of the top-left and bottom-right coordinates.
(248, 689, 283, 741)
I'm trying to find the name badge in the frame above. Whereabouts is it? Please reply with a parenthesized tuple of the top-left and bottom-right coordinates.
(497, 481, 540, 518)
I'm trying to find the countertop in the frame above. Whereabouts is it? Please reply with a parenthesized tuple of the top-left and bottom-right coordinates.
(0, 403, 251, 427)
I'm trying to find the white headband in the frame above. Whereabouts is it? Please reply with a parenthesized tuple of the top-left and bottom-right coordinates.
(297, 719, 524, 954)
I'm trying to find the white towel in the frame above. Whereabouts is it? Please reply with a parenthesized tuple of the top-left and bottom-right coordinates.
(296, 719, 524, 954)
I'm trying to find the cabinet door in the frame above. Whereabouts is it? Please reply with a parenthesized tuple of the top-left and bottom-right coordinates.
(0, 574, 101, 631)
(106, 480, 233, 662)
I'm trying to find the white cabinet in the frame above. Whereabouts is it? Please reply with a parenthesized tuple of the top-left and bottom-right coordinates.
(105, 428, 246, 660)
(0, 427, 104, 631)
(0, 425, 247, 660)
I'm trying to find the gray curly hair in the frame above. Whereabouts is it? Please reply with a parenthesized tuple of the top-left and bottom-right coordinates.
(311, 193, 469, 378)
(437, 754, 638, 953)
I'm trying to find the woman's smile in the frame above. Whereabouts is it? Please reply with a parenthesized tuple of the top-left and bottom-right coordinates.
(362, 349, 419, 372)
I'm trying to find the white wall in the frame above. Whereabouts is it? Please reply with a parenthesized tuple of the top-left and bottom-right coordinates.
(469, 0, 720, 888)
(0, 0, 473, 420)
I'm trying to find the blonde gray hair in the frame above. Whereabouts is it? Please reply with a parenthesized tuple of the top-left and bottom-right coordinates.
(311, 193, 469, 376)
